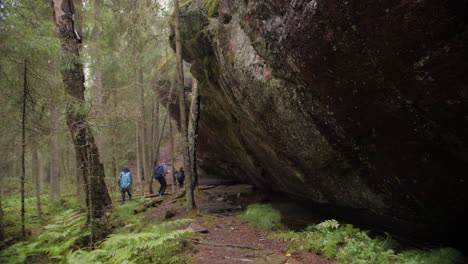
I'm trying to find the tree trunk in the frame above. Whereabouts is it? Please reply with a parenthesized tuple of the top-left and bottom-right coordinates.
(93, 0, 104, 157)
(31, 145, 42, 220)
(136, 123, 144, 196)
(152, 87, 160, 164)
(49, 105, 61, 206)
(50, 0, 111, 223)
(137, 68, 152, 194)
(38, 152, 44, 193)
(174, 0, 195, 209)
(0, 176, 4, 241)
(21, 59, 27, 239)
(169, 115, 176, 193)
(188, 79, 201, 193)
(111, 89, 118, 181)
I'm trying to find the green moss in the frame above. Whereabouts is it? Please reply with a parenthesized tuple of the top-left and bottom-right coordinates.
(204, 0, 221, 17)
(180, 0, 192, 9)
(225, 50, 236, 65)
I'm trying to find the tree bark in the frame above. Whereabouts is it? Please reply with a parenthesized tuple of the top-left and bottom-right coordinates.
(188, 79, 201, 193)
(0, 185, 4, 242)
(174, 0, 195, 209)
(49, 105, 61, 206)
(93, 0, 104, 157)
(137, 68, 152, 194)
(38, 152, 44, 193)
(21, 59, 27, 239)
(169, 114, 176, 193)
(0, 172, 4, 241)
(31, 145, 42, 220)
(152, 88, 160, 166)
(136, 122, 144, 196)
(50, 0, 111, 223)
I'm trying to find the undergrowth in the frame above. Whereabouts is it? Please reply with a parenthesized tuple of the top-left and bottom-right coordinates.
(1, 199, 194, 264)
(0, 210, 88, 264)
(66, 218, 194, 264)
(242, 203, 282, 230)
(281, 219, 462, 264)
(1, 190, 80, 247)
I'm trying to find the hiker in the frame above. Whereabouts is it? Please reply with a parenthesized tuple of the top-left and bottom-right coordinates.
(119, 166, 132, 205)
(176, 167, 185, 188)
(154, 161, 168, 197)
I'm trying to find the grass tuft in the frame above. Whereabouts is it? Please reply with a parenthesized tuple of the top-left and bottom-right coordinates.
(242, 204, 282, 231)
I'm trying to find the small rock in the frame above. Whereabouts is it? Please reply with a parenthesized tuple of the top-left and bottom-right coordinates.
(186, 223, 209, 234)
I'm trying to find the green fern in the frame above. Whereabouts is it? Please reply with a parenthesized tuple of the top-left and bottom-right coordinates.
(0, 210, 88, 263)
(282, 219, 461, 264)
(63, 218, 194, 264)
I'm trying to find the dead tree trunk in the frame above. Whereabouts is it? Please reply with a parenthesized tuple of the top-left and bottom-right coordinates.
(174, 0, 195, 209)
(188, 80, 201, 193)
(50, 0, 111, 223)
(49, 105, 60, 206)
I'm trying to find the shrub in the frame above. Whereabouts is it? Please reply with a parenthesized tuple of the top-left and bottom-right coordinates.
(242, 204, 282, 231)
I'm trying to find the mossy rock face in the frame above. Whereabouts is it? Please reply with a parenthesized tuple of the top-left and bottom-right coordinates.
(173, 0, 468, 250)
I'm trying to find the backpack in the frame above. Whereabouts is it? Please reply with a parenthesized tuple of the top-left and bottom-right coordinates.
(120, 172, 131, 188)
(176, 170, 185, 180)
(154, 164, 165, 180)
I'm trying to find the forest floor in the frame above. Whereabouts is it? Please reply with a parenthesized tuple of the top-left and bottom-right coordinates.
(141, 180, 331, 264)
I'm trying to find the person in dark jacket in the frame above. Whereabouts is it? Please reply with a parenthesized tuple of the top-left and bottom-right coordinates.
(154, 161, 167, 197)
(119, 166, 132, 205)
(176, 167, 185, 188)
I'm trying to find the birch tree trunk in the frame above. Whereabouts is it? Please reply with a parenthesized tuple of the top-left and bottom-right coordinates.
(174, 0, 195, 209)
(50, 0, 111, 223)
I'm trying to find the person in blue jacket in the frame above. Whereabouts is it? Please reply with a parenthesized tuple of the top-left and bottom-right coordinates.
(119, 166, 133, 204)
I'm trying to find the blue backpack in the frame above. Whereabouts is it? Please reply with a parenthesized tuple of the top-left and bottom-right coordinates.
(120, 172, 131, 188)
(154, 164, 166, 180)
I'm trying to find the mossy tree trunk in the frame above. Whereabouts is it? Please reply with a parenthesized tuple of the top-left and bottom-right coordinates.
(50, 0, 111, 224)
(188, 79, 201, 192)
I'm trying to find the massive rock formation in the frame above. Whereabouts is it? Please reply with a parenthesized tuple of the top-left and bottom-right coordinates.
(175, 0, 468, 248)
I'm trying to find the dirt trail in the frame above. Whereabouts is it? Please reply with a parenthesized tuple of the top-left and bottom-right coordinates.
(189, 214, 330, 264)
(143, 181, 332, 264)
